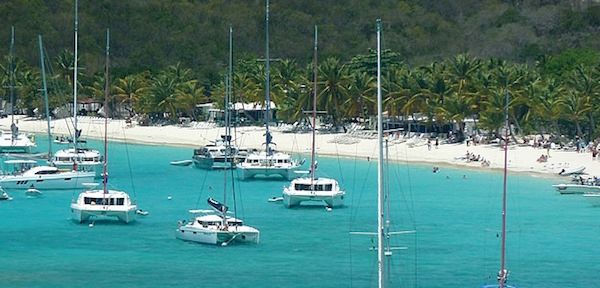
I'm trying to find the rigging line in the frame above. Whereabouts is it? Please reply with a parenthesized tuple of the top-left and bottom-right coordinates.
(233, 168, 245, 219)
(393, 143, 417, 225)
(229, 160, 237, 220)
(120, 124, 137, 199)
(333, 137, 346, 184)
(42, 46, 75, 140)
(348, 142, 378, 226)
(194, 168, 211, 209)
(392, 142, 418, 285)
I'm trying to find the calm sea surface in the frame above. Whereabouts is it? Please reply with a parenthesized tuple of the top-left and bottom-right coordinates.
(0, 135, 598, 287)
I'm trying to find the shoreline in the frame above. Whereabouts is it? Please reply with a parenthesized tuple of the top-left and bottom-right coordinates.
(3, 115, 595, 180)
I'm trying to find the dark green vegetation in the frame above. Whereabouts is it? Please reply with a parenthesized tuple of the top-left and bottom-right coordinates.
(0, 0, 599, 140)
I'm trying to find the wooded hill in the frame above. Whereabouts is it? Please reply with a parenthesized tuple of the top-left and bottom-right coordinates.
(1, 0, 599, 80)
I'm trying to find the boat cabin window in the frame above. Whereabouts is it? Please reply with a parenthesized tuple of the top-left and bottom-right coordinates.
(83, 197, 125, 205)
(35, 170, 58, 175)
(294, 183, 333, 191)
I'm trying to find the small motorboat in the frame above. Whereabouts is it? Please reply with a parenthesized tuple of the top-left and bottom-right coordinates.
(559, 166, 586, 176)
(170, 160, 193, 166)
(268, 197, 283, 202)
(25, 187, 43, 197)
(136, 209, 149, 216)
(1, 187, 12, 201)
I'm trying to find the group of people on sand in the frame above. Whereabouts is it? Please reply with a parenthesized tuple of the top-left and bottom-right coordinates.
(427, 138, 439, 151)
(465, 151, 490, 167)
(536, 154, 549, 162)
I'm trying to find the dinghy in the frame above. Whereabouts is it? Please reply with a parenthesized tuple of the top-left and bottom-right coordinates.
(170, 160, 193, 166)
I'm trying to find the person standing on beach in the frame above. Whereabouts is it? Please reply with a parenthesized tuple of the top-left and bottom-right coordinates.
(435, 138, 439, 149)
(427, 139, 432, 151)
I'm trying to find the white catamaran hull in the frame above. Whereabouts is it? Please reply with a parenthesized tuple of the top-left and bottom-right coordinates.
(193, 157, 236, 169)
(238, 166, 298, 180)
(283, 191, 344, 208)
(71, 204, 137, 223)
(175, 225, 260, 245)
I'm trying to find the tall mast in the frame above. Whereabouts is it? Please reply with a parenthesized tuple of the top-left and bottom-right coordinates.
(227, 26, 233, 141)
(264, 0, 272, 154)
(310, 25, 318, 186)
(73, 0, 79, 151)
(376, 18, 385, 288)
(102, 29, 110, 195)
(222, 26, 234, 226)
(38, 35, 52, 157)
(9, 26, 15, 125)
(499, 88, 510, 287)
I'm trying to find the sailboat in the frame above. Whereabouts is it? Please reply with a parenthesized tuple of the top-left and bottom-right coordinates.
(176, 27, 259, 246)
(350, 19, 415, 288)
(282, 26, 345, 208)
(0, 26, 36, 153)
(192, 26, 247, 170)
(71, 29, 137, 224)
(481, 91, 517, 288)
(50, 0, 103, 178)
(237, 0, 302, 180)
(0, 35, 95, 191)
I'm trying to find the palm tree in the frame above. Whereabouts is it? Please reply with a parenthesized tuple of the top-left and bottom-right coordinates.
(114, 73, 148, 117)
(527, 77, 565, 136)
(272, 59, 303, 122)
(345, 71, 374, 120)
(317, 57, 349, 128)
(567, 64, 600, 140)
(174, 80, 206, 119)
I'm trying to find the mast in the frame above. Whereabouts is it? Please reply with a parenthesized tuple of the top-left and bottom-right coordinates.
(222, 26, 234, 228)
(499, 88, 510, 287)
(102, 29, 110, 195)
(38, 35, 52, 157)
(227, 26, 233, 142)
(376, 19, 385, 288)
(310, 25, 318, 187)
(264, 0, 272, 155)
(73, 0, 79, 151)
(9, 26, 15, 125)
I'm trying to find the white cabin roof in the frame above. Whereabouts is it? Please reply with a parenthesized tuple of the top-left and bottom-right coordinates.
(245, 151, 291, 160)
(54, 148, 101, 157)
(4, 159, 37, 164)
(78, 189, 132, 198)
(290, 177, 340, 186)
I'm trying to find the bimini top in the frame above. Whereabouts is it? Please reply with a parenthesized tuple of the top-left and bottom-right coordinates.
(52, 148, 102, 163)
(244, 151, 292, 161)
(287, 177, 343, 193)
(75, 189, 135, 206)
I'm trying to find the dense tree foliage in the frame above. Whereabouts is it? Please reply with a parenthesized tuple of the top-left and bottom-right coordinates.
(0, 0, 599, 141)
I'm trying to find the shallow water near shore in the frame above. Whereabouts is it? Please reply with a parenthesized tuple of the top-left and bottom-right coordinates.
(0, 135, 599, 287)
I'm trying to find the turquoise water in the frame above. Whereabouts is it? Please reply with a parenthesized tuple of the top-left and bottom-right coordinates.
(1, 136, 599, 287)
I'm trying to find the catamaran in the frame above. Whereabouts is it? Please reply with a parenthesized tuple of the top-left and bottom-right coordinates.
(283, 26, 345, 208)
(176, 27, 259, 246)
(71, 29, 137, 224)
(49, 0, 103, 178)
(0, 26, 36, 153)
(237, 0, 302, 180)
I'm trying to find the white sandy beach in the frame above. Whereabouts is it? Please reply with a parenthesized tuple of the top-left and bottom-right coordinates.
(3, 115, 599, 179)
